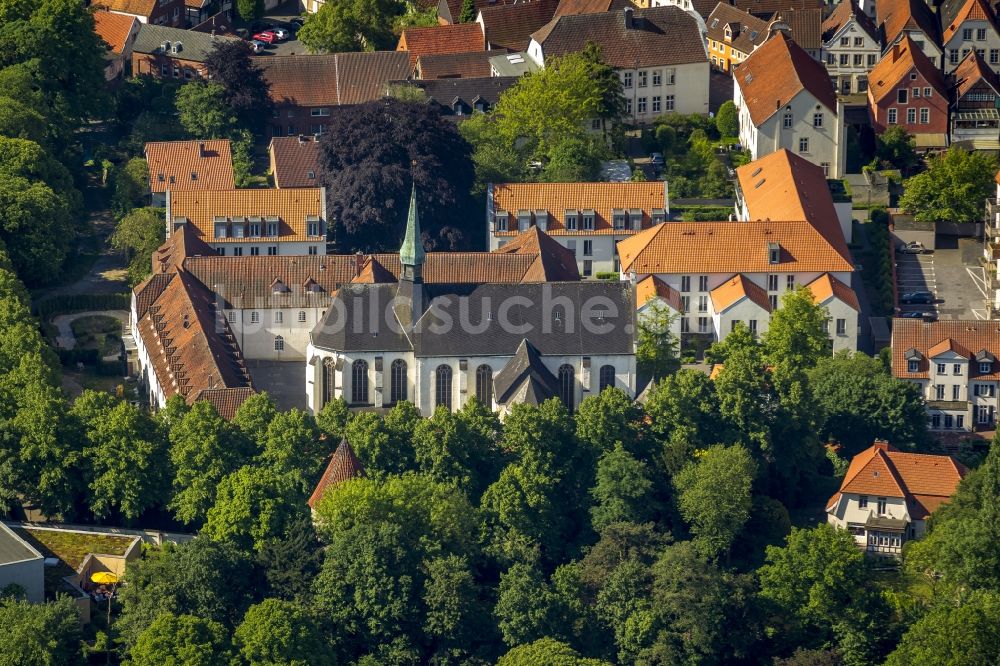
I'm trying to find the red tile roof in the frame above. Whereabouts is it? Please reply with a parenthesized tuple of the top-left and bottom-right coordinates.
(268, 136, 320, 189)
(415, 50, 497, 79)
(953, 49, 1000, 100)
(877, 0, 941, 48)
(396, 23, 485, 66)
(776, 8, 823, 50)
(168, 188, 324, 244)
(868, 35, 947, 104)
(710, 273, 772, 312)
(255, 52, 410, 108)
(735, 32, 837, 126)
(491, 226, 580, 281)
(479, 0, 559, 51)
(822, 0, 879, 43)
(492, 182, 668, 234)
(145, 140, 235, 194)
(308, 439, 365, 509)
(95, 0, 161, 18)
(93, 10, 138, 54)
(553, 0, 633, 17)
(806, 273, 860, 311)
(706, 5, 770, 54)
(828, 441, 967, 519)
(636, 274, 681, 310)
(942, 0, 997, 43)
(733, 0, 823, 17)
(891, 319, 1000, 380)
(532, 6, 707, 69)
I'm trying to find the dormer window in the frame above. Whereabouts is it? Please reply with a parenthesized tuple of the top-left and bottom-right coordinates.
(232, 217, 246, 238)
(564, 209, 579, 230)
(495, 211, 509, 232)
(652, 208, 665, 224)
(265, 216, 279, 236)
(767, 241, 780, 264)
(271, 279, 289, 294)
(307, 171, 316, 180)
(213, 216, 228, 239)
(306, 215, 322, 237)
(248, 216, 262, 237)
(612, 208, 626, 229)
(582, 209, 595, 230)
(517, 210, 531, 231)
(628, 208, 642, 230)
(981, 361, 993, 373)
(534, 209, 548, 231)
(908, 360, 919, 373)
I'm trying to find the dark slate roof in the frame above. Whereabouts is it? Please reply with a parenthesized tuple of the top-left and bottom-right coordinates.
(532, 6, 707, 68)
(479, 0, 560, 51)
(312, 280, 635, 357)
(493, 338, 561, 404)
(132, 23, 240, 61)
(390, 77, 518, 112)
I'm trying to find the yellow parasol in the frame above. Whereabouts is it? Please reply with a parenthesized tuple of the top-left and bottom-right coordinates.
(90, 572, 118, 585)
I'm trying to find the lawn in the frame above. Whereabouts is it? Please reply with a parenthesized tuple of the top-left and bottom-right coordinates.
(70, 315, 122, 356)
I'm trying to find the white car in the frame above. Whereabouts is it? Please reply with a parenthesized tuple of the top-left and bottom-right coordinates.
(248, 39, 266, 53)
(268, 26, 290, 40)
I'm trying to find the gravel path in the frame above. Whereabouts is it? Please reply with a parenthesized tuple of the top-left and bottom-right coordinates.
(52, 310, 129, 350)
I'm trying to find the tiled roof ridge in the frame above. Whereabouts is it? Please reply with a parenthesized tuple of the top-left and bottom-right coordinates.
(308, 438, 366, 508)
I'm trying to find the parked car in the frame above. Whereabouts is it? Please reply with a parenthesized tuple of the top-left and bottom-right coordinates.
(899, 310, 936, 320)
(900, 291, 934, 305)
(267, 26, 290, 40)
(290, 16, 306, 26)
(649, 152, 664, 167)
(248, 39, 266, 53)
(897, 241, 927, 254)
(253, 31, 277, 44)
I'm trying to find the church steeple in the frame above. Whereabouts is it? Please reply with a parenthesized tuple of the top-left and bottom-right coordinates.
(399, 183, 425, 282)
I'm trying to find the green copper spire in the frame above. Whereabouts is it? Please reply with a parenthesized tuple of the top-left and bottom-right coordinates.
(400, 183, 425, 269)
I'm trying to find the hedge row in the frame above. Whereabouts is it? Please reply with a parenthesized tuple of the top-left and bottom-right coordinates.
(56, 348, 124, 376)
(34, 293, 130, 320)
(868, 209, 895, 315)
(675, 206, 734, 221)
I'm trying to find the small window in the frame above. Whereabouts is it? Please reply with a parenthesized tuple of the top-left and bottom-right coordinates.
(980, 361, 992, 373)
(813, 112, 823, 128)
(836, 319, 846, 336)
(877, 497, 887, 514)
(250, 311, 260, 323)
(888, 108, 897, 124)
(908, 360, 919, 372)
(435, 364, 453, 410)
(897, 89, 907, 104)
(274, 335, 284, 351)
(798, 137, 809, 153)
(937, 363, 946, 374)
(274, 311, 283, 324)
(954, 364, 963, 375)
(859, 495, 868, 508)
(307, 171, 316, 180)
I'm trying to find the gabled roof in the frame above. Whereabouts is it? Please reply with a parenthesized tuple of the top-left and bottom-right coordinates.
(491, 181, 668, 235)
(877, 0, 941, 48)
(553, 0, 634, 17)
(710, 274, 772, 312)
(308, 439, 365, 509)
(706, 5, 770, 54)
(396, 23, 485, 66)
(732, 0, 823, 18)
(95, 0, 161, 18)
(416, 50, 497, 79)
(146, 140, 234, 194)
(735, 149, 852, 265)
(892, 319, 1000, 379)
(828, 441, 967, 519)
(132, 23, 241, 62)
(806, 273, 860, 311)
(822, 0, 879, 43)
(151, 221, 216, 274)
(192, 387, 255, 420)
(491, 226, 580, 281)
(93, 10, 138, 54)
(868, 35, 947, 104)
(735, 31, 837, 126)
(479, 0, 560, 51)
(268, 136, 320, 189)
(395, 76, 518, 112)
(636, 274, 681, 310)
(168, 188, 324, 244)
(531, 6, 707, 69)
(777, 8, 824, 50)
(255, 52, 411, 108)
(493, 339, 561, 404)
(927, 337, 972, 358)
(953, 49, 1000, 101)
(439, 0, 516, 25)
(942, 0, 998, 45)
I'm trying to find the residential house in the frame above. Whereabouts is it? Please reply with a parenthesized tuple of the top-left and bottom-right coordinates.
(618, 149, 857, 351)
(255, 53, 411, 137)
(650, 0, 716, 35)
(308, 439, 365, 513)
(489, 51, 542, 76)
(867, 36, 949, 149)
(734, 32, 846, 177)
(951, 50, 1000, 149)
(528, 7, 710, 121)
(305, 189, 634, 416)
(436, 0, 515, 25)
(891, 319, 1000, 432)
(165, 188, 328, 256)
(183, 0, 233, 26)
(131, 23, 241, 80)
(396, 23, 486, 68)
(706, 4, 769, 72)
(941, 0, 1000, 73)
(144, 140, 234, 207)
(732, 0, 823, 19)
(0, 523, 43, 604)
(189, 11, 236, 35)
(477, 0, 560, 52)
(876, 0, 943, 63)
(269, 135, 320, 189)
(826, 440, 967, 554)
(415, 51, 497, 79)
(487, 182, 670, 275)
(93, 10, 141, 80)
(96, 0, 184, 26)
(778, 8, 824, 60)
(390, 77, 518, 117)
(821, 0, 881, 94)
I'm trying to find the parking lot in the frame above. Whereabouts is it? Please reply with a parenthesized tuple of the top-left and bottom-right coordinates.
(896, 237, 991, 320)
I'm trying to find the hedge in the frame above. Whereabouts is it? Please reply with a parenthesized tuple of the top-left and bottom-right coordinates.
(867, 208, 895, 315)
(34, 293, 130, 320)
(675, 206, 733, 221)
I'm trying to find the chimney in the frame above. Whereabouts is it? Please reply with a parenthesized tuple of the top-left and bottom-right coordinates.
(198, 141, 206, 157)
(354, 251, 365, 278)
(623, 6, 634, 29)
(873, 439, 891, 451)
(891, 42, 901, 63)
(298, 134, 308, 144)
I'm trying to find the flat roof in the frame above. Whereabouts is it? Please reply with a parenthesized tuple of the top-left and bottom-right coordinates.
(0, 523, 42, 566)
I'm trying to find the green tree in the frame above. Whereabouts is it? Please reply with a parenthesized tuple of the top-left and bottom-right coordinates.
(235, 0, 264, 20)
(234, 599, 332, 666)
(673, 444, 756, 558)
(204, 40, 272, 135)
(590, 444, 657, 532)
(111, 157, 149, 217)
(174, 82, 239, 139)
(885, 591, 1000, 666)
(0, 97, 46, 146)
(298, 0, 405, 53)
(231, 391, 277, 447)
(899, 147, 998, 224)
(413, 403, 500, 499)
(202, 465, 307, 552)
(643, 370, 730, 473)
(874, 126, 919, 172)
(259, 409, 325, 491)
(540, 135, 605, 182)
(807, 351, 927, 455)
(715, 100, 739, 137)
(110, 207, 164, 285)
(257, 514, 324, 604)
(712, 324, 777, 456)
(168, 400, 248, 525)
(636, 301, 679, 381)
(575, 387, 644, 458)
(763, 286, 830, 405)
(0, 596, 81, 666)
(71, 390, 170, 521)
(497, 638, 611, 666)
(422, 555, 489, 663)
(315, 396, 350, 440)
(459, 0, 477, 22)
(130, 613, 233, 666)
